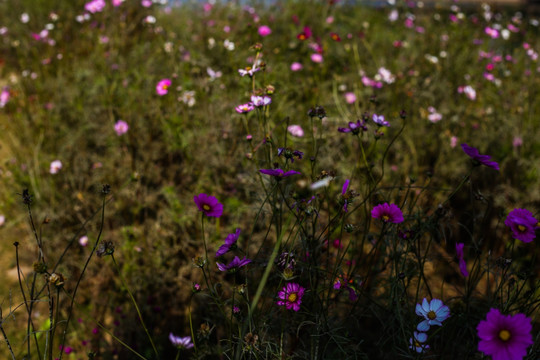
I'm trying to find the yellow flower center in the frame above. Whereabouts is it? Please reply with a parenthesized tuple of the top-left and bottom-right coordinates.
(382, 215, 390, 222)
(498, 329, 511, 342)
(517, 225, 526, 233)
(288, 293, 298, 303)
(202, 204, 211, 211)
(427, 310, 437, 320)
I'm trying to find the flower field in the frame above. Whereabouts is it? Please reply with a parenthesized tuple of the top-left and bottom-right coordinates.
(0, 0, 539, 359)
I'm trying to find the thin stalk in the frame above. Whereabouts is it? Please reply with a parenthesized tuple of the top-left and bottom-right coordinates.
(0, 309, 16, 360)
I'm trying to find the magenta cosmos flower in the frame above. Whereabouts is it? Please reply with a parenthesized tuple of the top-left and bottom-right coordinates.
(415, 298, 450, 331)
(371, 203, 404, 223)
(461, 143, 500, 171)
(216, 256, 251, 272)
(114, 120, 129, 136)
(477, 308, 533, 360)
(193, 193, 223, 218)
(216, 228, 240, 257)
(258, 25, 272, 37)
(259, 169, 301, 178)
(156, 78, 171, 96)
(504, 208, 538, 243)
(169, 333, 194, 350)
(277, 282, 305, 311)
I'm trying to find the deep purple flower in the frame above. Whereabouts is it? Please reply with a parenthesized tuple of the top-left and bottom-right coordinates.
(461, 143, 500, 171)
(416, 298, 451, 331)
(216, 256, 251, 272)
(372, 114, 390, 127)
(277, 148, 304, 163)
(277, 282, 305, 311)
(338, 120, 367, 135)
(333, 274, 358, 301)
(216, 228, 241, 257)
(169, 333, 194, 349)
(477, 308, 533, 360)
(504, 208, 538, 243)
(259, 169, 301, 178)
(456, 243, 469, 277)
(341, 179, 351, 212)
(194, 193, 223, 218)
(371, 203, 404, 223)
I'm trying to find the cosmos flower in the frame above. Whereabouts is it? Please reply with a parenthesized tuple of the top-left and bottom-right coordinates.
(0, 88, 9, 108)
(235, 102, 254, 114)
(258, 25, 272, 36)
(156, 78, 171, 96)
(455, 243, 469, 277)
(85, 0, 106, 13)
(372, 114, 390, 127)
(169, 333, 194, 350)
(310, 53, 323, 63)
(409, 331, 429, 353)
(216, 256, 251, 272)
(277, 282, 305, 311)
(50, 160, 63, 174)
(114, 120, 129, 136)
(338, 119, 367, 135)
(504, 208, 538, 243)
(415, 298, 451, 331)
(290, 62, 303, 71)
(341, 179, 350, 212)
(287, 125, 304, 137)
(461, 143, 500, 171)
(371, 203, 404, 223)
(250, 95, 271, 107)
(344, 92, 356, 104)
(216, 228, 241, 257)
(277, 148, 303, 163)
(193, 193, 223, 218)
(238, 66, 260, 77)
(477, 308, 533, 360)
(259, 169, 301, 178)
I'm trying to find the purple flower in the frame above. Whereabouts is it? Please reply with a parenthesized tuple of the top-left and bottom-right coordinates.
(277, 282, 305, 311)
(372, 114, 390, 127)
(409, 331, 429, 353)
(456, 243, 469, 277)
(504, 208, 538, 243)
(371, 203, 404, 223)
(216, 228, 240, 257)
(250, 95, 271, 107)
(114, 120, 129, 136)
(461, 143, 500, 171)
(477, 308, 533, 360)
(415, 298, 450, 331)
(169, 333, 194, 350)
(341, 179, 350, 212)
(258, 25, 272, 37)
(193, 193, 223, 218)
(259, 169, 301, 178)
(216, 256, 251, 272)
(338, 120, 367, 135)
(277, 148, 304, 163)
(235, 102, 254, 114)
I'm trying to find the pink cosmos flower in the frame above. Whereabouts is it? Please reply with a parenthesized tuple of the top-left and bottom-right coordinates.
(310, 53, 323, 63)
(485, 26, 500, 39)
(504, 208, 538, 243)
(50, 160, 63, 174)
(371, 203, 404, 223)
(287, 125, 304, 137)
(258, 25, 272, 36)
(193, 193, 223, 218)
(427, 106, 442, 123)
(250, 95, 271, 107)
(114, 120, 129, 136)
(156, 78, 171, 96)
(79, 236, 89, 247)
(450, 136, 458, 148)
(277, 282, 305, 311)
(238, 67, 260, 77)
(141, 0, 152, 7)
(455, 243, 469, 277)
(235, 103, 254, 114)
(85, 0, 106, 13)
(0, 88, 9, 108)
(112, 0, 124, 6)
(477, 308, 533, 360)
(290, 62, 303, 71)
(344, 92, 356, 104)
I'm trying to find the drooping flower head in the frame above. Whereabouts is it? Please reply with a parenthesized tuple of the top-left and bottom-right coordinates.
(455, 243, 469, 277)
(461, 143, 500, 171)
(415, 298, 450, 331)
(371, 203, 404, 223)
(277, 148, 304, 163)
(216, 228, 241, 257)
(194, 193, 223, 218)
(259, 169, 301, 178)
(409, 331, 430, 353)
(277, 282, 305, 311)
(477, 308, 533, 360)
(156, 78, 171, 96)
(169, 333, 194, 350)
(504, 208, 538, 243)
(216, 256, 251, 272)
